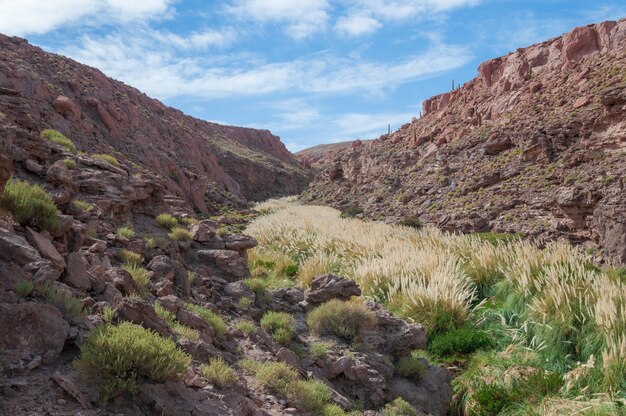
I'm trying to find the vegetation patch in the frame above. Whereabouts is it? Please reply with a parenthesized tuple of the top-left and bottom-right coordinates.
(75, 322, 191, 401)
(116, 226, 135, 239)
(118, 249, 143, 265)
(185, 303, 227, 338)
(62, 158, 76, 169)
(307, 299, 377, 342)
(168, 227, 192, 241)
(73, 199, 94, 212)
(41, 129, 76, 153)
(1, 178, 60, 231)
(240, 359, 298, 395)
(201, 358, 237, 388)
(381, 397, 415, 416)
(428, 325, 494, 357)
(395, 355, 425, 380)
(156, 213, 178, 229)
(92, 153, 120, 166)
(15, 280, 34, 298)
(260, 311, 295, 345)
(121, 263, 149, 293)
(42, 283, 86, 317)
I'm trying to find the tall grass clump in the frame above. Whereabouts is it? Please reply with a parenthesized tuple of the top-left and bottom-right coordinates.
(75, 322, 191, 401)
(260, 311, 295, 345)
(185, 303, 227, 338)
(92, 153, 120, 166)
(156, 213, 178, 229)
(307, 299, 377, 342)
(1, 178, 60, 230)
(41, 129, 76, 153)
(121, 263, 149, 293)
(201, 358, 237, 388)
(116, 226, 135, 239)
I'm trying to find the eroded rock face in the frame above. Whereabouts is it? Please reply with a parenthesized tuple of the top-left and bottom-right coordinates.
(0, 124, 13, 194)
(0, 227, 41, 266)
(595, 188, 626, 263)
(0, 303, 69, 357)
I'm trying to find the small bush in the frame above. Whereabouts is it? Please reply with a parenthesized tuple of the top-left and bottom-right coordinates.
(395, 355, 426, 380)
(42, 284, 85, 317)
(121, 263, 149, 293)
(92, 153, 120, 166)
(473, 232, 523, 245)
(15, 280, 34, 298)
(340, 204, 363, 218)
(310, 342, 334, 361)
(145, 236, 167, 249)
(116, 226, 135, 239)
(156, 213, 178, 229)
(118, 249, 143, 265)
(260, 311, 295, 345)
(470, 383, 513, 416)
(218, 226, 229, 237)
(73, 199, 94, 212)
(187, 271, 196, 285)
(243, 278, 270, 304)
(185, 303, 227, 338)
(241, 359, 298, 395)
(236, 321, 256, 334)
(290, 379, 331, 414)
(41, 129, 76, 153)
(322, 404, 347, 416)
(1, 178, 60, 230)
(178, 216, 197, 226)
(201, 358, 237, 388)
(62, 158, 76, 169)
(398, 216, 422, 229)
(307, 299, 377, 342)
(168, 227, 192, 241)
(282, 264, 299, 278)
(429, 325, 494, 357)
(102, 306, 117, 324)
(75, 322, 191, 401)
(382, 397, 415, 416)
(238, 297, 253, 308)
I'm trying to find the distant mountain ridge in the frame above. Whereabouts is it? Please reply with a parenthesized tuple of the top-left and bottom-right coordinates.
(0, 34, 313, 213)
(303, 18, 626, 263)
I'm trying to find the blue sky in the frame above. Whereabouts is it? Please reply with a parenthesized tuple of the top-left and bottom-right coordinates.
(0, 1, 625, 152)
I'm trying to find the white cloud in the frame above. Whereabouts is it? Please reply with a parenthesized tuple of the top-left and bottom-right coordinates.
(0, 0, 173, 36)
(154, 28, 237, 49)
(335, 15, 382, 36)
(226, 0, 330, 39)
(64, 32, 472, 100)
(349, 0, 482, 21)
(331, 110, 416, 141)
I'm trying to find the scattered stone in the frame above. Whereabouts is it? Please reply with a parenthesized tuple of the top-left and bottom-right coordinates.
(305, 274, 361, 304)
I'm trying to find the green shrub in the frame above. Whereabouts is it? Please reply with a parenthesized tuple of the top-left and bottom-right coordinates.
(473, 232, 523, 245)
(260, 311, 295, 345)
(73, 199, 94, 212)
(185, 303, 227, 338)
(238, 297, 253, 308)
(62, 158, 76, 169)
(218, 226, 229, 236)
(15, 280, 34, 298)
(235, 321, 256, 334)
(429, 325, 494, 357)
(156, 213, 178, 229)
(382, 397, 415, 416)
(201, 358, 237, 388)
(321, 404, 347, 416)
(282, 264, 299, 278)
(168, 227, 192, 241)
(290, 379, 331, 414)
(340, 204, 363, 218)
(145, 236, 167, 249)
(41, 129, 76, 153)
(116, 226, 135, 239)
(307, 299, 377, 342)
(187, 271, 196, 285)
(102, 305, 117, 324)
(121, 263, 149, 293)
(398, 216, 422, 229)
(118, 249, 143, 265)
(241, 359, 298, 395)
(395, 355, 425, 380)
(42, 283, 85, 317)
(243, 278, 270, 304)
(1, 179, 60, 230)
(311, 342, 334, 361)
(178, 216, 197, 226)
(75, 322, 191, 401)
(470, 383, 513, 416)
(92, 153, 120, 166)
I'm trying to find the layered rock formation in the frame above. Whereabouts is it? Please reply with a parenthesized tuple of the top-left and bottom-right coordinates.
(303, 19, 626, 263)
(0, 34, 312, 213)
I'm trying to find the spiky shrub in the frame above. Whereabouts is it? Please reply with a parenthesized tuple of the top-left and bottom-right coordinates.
(310, 341, 334, 361)
(121, 263, 149, 293)
(73, 199, 94, 212)
(243, 278, 270, 305)
(240, 359, 298, 395)
(75, 322, 191, 401)
(238, 297, 253, 308)
(428, 325, 494, 357)
(153, 303, 199, 341)
(92, 153, 120, 166)
(62, 158, 76, 169)
(116, 226, 135, 239)
(260, 311, 295, 345)
(290, 379, 332, 414)
(41, 129, 76, 153)
(118, 249, 144, 265)
(168, 227, 192, 241)
(381, 397, 415, 416)
(321, 404, 346, 416)
(307, 299, 377, 342)
(1, 179, 60, 231)
(235, 321, 256, 334)
(201, 358, 237, 388)
(156, 213, 178, 229)
(15, 280, 34, 298)
(395, 355, 426, 380)
(185, 303, 227, 338)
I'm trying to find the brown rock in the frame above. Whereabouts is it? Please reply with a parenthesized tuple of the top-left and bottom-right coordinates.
(53, 95, 81, 121)
(0, 303, 69, 357)
(189, 220, 217, 242)
(305, 274, 361, 304)
(63, 252, 91, 290)
(573, 96, 591, 109)
(0, 227, 41, 266)
(276, 347, 300, 369)
(46, 160, 74, 186)
(26, 227, 66, 270)
(176, 308, 215, 337)
(114, 297, 171, 336)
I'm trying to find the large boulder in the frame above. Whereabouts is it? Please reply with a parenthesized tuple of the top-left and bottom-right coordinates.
(305, 274, 361, 305)
(114, 297, 171, 336)
(63, 252, 92, 290)
(0, 227, 41, 266)
(0, 303, 69, 357)
(594, 188, 626, 263)
(389, 362, 452, 416)
(195, 250, 250, 281)
(26, 227, 66, 270)
(53, 95, 81, 121)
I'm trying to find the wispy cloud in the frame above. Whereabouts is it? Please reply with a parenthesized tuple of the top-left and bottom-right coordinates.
(0, 0, 173, 36)
(335, 14, 382, 36)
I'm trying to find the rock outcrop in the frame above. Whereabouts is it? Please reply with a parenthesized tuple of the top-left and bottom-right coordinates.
(0, 34, 312, 213)
(302, 18, 626, 263)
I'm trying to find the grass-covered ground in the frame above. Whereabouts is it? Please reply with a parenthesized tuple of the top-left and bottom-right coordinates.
(247, 198, 626, 416)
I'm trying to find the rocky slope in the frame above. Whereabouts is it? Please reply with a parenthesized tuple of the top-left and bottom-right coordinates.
(0, 34, 313, 213)
(303, 19, 626, 263)
(296, 140, 372, 170)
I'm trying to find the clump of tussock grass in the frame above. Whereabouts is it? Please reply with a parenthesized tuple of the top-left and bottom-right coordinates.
(1, 178, 60, 231)
(41, 129, 76, 153)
